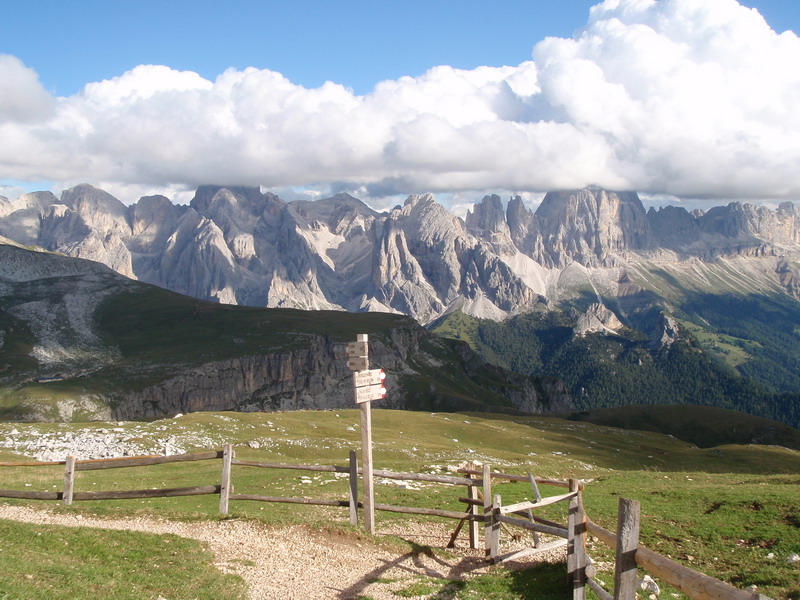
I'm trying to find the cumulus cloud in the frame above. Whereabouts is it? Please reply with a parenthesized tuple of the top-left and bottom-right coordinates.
(0, 55, 55, 123)
(0, 0, 799, 202)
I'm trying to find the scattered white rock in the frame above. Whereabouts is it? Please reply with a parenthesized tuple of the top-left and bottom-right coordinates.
(788, 553, 800, 565)
(638, 574, 660, 596)
(248, 440, 261, 449)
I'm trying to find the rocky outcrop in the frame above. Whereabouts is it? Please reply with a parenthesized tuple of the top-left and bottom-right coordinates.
(777, 259, 800, 299)
(465, 194, 516, 255)
(651, 312, 681, 348)
(575, 303, 624, 337)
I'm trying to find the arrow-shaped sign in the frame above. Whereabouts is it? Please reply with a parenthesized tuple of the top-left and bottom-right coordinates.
(354, 383, 386, 404)
(353, 369, 385, 388)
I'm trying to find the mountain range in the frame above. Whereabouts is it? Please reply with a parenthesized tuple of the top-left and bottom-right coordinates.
(1, 184, 797, 325)
(1, 184, 798, 425)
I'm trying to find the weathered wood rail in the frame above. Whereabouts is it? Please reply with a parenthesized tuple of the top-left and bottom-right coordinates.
(566, 486, 772, 600)
(0, 445, 774, 599)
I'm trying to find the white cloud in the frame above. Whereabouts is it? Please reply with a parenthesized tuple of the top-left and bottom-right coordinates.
(0, 55, 55, 123)
(1, 0, 799, 202)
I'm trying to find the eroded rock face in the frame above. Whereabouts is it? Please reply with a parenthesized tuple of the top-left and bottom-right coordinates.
(104, 327, 568, 421)
(652, 312, 681, 348)
(529, 188, 653, 268)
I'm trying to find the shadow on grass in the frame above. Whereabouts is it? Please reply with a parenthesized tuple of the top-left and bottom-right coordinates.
(337, 537, 568, 600)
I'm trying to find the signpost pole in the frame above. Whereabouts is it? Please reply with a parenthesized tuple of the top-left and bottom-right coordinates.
(360, 389, 375, 534)
(348, 333, 376, 534)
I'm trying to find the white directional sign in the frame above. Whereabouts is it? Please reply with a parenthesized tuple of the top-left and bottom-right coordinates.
(353, 369, 385, 388)
(347, 357, 369, 371)
(354, 383, 386, 404)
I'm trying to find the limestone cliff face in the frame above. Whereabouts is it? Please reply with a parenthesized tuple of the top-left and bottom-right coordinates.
(111, 326, 568, 420)
(530, 188, 653, 268)
(648, 201, 800, 259)
(465, 194, 516, 255)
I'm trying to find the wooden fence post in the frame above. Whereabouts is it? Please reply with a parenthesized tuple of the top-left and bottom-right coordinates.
(614, 498, 640, 600)
(349, 449, 359, 526)
(527, 472, 542, 548)
(490, 493, 501, 561)
(63, 456, 76, 505)
(568, 478, 587, 600)
(482, 463, 493, 557)
(467, 463, 479, 549)
(219, 443, 234, 515)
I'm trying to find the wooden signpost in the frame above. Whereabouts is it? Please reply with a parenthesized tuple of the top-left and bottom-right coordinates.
(347, 333, 385, 534)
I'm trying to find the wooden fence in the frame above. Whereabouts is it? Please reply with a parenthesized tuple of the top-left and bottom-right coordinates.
(0, 446, 773, 600)
(567, 491, 772, 600)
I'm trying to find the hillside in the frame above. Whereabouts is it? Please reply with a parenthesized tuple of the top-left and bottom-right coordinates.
(430, 309, 800, 428)
(0, 244, 570, 422)
(562, 405, 800, 450)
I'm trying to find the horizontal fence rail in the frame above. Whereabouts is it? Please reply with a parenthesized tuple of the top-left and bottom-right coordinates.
(580, 515, 770, 600)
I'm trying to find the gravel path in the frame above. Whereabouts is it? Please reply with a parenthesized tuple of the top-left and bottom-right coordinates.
(0, 504, 566, 599)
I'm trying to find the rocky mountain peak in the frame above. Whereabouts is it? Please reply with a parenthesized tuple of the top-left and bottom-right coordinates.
(647, 205, 700, 247)
(530, 188, 652, 268)
(15, 191, 60, 215)
(60, 184, 131, 236)
(190, 186, 270, 218)
(465, 194, 515, 255)
(0, 184, 797, 326)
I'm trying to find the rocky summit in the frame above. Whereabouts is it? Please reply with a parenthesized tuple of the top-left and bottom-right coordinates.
(0, 185, 798, 326)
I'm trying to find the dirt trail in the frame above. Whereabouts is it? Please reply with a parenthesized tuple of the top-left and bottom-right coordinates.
(0, 504, 565, 599)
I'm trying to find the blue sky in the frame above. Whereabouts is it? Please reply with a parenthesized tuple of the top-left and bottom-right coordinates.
(5, 1, 796, 97)
(1, 0, 799, 209)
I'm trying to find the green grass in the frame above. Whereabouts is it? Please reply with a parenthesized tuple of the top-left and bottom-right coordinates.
(677, 318, 755, 368)
(0, 409, 798, 599)
(0, 520, 245, 600)
(378, 562, 569, 599)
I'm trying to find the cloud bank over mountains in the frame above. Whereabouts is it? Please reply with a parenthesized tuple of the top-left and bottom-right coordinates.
(1, 0, 798, 202)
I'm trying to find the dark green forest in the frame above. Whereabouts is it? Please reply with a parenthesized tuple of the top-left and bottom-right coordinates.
(430, 299, 800, 428)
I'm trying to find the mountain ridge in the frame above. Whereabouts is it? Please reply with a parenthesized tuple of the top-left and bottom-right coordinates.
(1, 185, 797, 325)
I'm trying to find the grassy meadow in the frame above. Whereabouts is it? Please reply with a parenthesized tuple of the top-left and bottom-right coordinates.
(0, 409, 798, 599)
